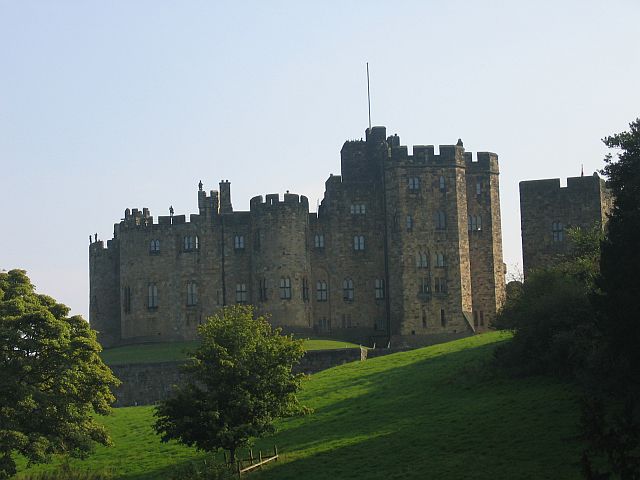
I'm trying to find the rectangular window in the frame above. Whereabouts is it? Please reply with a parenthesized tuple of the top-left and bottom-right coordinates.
(235, 283, 247, 303)
(149, 239, 160, 254)
(148, 283, 158, 309)
(420, 277, 430, 294)
(435, 253, 446, 268)
(302, 277, 309, 302)
(316, 281, 328, 301)
(406, 215, 413, 232)
(259, 278, 267, 302)
(435, 211, 446, 230)
(353, 235, 365, 251)
(234, 235, 245, 250)
(183, 235, 199, 252)
(434, 277, 447, 294)
(280, 277, 291, 300)
(468, 215, 482, 232)
(343, 279, 354, 301)
(408, 177, 420, 191)
(552, 222, 564, 242)
(350, 204, 366, 215)
(375, 279, 385, 299)
(476, 180, 482, 196)
(314, 234, 325, 249)
(123, 286, 131, 314)
(187, 282, 198, 306)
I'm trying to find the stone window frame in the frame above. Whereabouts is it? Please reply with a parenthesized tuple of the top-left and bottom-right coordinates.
(406, 215, 414, 232)
(439, 175, 446, 192)
(148, 283, 158, 309)
(353, 235, 365, 251)
(280, 277, 292, 300)
(149, 239, 160, 255)
(302, 277, 310, 302)
(343, 278, 354, 302)
(434, 277, 448, 294)
(183, 235, 199, 252)
(314, 233, 325, 249)
(408, 176, 420, 191)
(234, 234, 245, 250)
(420, 277, 430, 294)
(416, 252, 428, 268)
(350, 203, 366, 215)
(259, 278, 267, 302)
(186, 281, 198, 306)
(552, 221, 564, 242)
(435, 211, 446, 230)
(316, 280, 328, 302)
(123, 286, 132, 314)
(468, 214, 483, 232)
(435, 252, 446, 268)
(374, 278, 385, 299)
(235, 283, 248, 304)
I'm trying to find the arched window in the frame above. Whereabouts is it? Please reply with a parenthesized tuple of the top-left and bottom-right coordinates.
(435, 253, 446, 268)
(302, 277, 310, 301)
(186, 282, 198, 306)
(148, 283, 158, 309)
(408, 177, 420, 191)
(234, 235, 245, 250)
(435, 211, 446, 230)
(149, 239, 160, 254)
(439, 175, 446, 192)
(316, 281, 328, 301)
(343, 278, 354, 301)
(280, 277, 291, 299)
(353, 235, 365, 251)
(314, 234, 325, 248)
(184, 235, 199, 252)
(416, 252, 428, 268)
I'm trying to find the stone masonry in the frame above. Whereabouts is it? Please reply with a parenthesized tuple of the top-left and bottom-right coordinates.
(519, 173, 613, 278)
(90, 126, 506, 348)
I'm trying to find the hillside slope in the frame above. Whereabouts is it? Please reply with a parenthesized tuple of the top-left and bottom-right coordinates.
(17, 332, 582, 479)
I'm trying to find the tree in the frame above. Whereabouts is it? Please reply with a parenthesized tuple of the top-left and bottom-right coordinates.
(581, 118, 640, 479)
(154, 305, 309, 464)
(0, 269, 119, 479)
(493, 225, 602, 378)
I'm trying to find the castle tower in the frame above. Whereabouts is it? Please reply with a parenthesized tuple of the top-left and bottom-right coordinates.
(89, 239, 121, 348)
(250, 192, 313, 331)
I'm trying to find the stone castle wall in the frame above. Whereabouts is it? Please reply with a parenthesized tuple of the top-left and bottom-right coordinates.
(519, 174, 612, 277)
(90, 126, 506, 348)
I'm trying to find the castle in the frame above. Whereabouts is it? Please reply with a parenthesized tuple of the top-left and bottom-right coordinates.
(519, 174, 612, 277)
(90, 126, 506, 348)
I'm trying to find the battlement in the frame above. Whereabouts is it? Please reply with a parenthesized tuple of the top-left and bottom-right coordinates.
(520, 174, 604, 196)
(250, 192, 310, 210)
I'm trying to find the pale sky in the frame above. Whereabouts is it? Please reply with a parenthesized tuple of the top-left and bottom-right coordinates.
(1, 1, 639, 319)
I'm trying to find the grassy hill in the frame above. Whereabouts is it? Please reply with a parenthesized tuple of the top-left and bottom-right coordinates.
(18, 332, 583, 479)
(100, 338, 361, 365)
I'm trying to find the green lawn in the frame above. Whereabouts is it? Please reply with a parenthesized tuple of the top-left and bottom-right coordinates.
(18, 332, 583, 479)
(100, 338, 360, 365)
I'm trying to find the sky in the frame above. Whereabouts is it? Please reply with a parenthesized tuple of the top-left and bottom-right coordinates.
(1, 0, 639, 319)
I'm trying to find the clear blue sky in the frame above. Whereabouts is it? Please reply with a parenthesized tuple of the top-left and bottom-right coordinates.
(1, 1, 638, 318)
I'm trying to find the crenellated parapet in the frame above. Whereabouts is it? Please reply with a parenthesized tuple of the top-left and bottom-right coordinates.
(250, 192, 309, 211)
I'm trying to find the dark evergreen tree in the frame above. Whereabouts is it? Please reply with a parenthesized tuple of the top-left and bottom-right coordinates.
(582, 118, 640, 479)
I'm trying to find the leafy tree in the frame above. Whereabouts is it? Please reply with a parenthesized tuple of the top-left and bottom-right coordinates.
(154, 305, 309, 464)
(581, 118, 640, 479)
(493, 225, 602, 377)
(0, 269, 119, 479)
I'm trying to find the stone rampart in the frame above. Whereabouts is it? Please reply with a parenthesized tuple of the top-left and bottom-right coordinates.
(109, 346, 407, 407)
